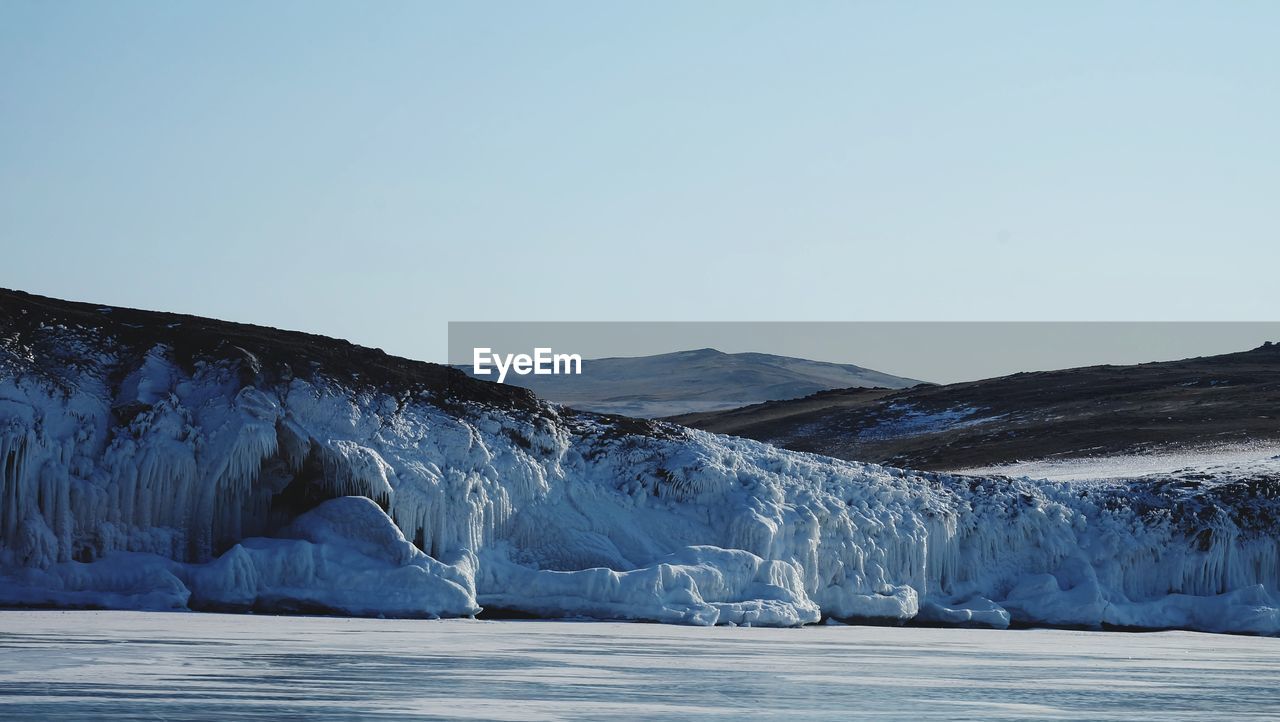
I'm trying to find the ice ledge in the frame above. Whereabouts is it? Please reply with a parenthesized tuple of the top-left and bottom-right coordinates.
(476, 545, 822, 627)
(0, 498, 480, 619)
(6, 499, 1276, 634)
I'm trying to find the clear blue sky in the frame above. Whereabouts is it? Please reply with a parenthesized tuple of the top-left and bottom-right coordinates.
(3, 1, 1277, 364)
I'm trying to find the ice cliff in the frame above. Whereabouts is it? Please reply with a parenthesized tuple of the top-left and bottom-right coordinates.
(1, 290, 1277, 633)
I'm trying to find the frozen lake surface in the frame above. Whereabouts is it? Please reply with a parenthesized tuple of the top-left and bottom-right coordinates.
(1, 611, 1277, 720)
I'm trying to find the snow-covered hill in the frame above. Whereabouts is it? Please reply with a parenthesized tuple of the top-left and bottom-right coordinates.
(1, 289, 1278, 633)
(462, 347, 920, 417)
(673, 343, 1280, 471)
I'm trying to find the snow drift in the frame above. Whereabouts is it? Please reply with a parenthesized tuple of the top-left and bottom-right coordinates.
(1, 289, 1278, 633)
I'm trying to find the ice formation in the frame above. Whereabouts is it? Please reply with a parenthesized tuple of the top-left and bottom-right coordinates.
(1, 290, 1278, 633)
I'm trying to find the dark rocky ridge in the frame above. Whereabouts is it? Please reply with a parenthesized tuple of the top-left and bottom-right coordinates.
(0, 287, 674, 440)
(671, 343, 1280, 471)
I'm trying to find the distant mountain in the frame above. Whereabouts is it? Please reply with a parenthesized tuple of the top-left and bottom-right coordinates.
(671, 343, 1280, 471)
(461, 348, 922, 418)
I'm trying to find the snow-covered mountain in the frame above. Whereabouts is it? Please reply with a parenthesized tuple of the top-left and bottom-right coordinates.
(462, 347, 921, 417)
(2, 289, 1278, 633)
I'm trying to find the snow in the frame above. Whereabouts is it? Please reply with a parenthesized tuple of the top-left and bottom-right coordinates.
(3, 611, 1280, 720)
(955, 443, 1280, 482)
(2, 328, 1279, 633)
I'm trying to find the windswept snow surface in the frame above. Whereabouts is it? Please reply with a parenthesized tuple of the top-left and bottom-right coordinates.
(3, 612, 1279, 721)
(955, 443, 1280, 483)
(2, 299, 1279, 633)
